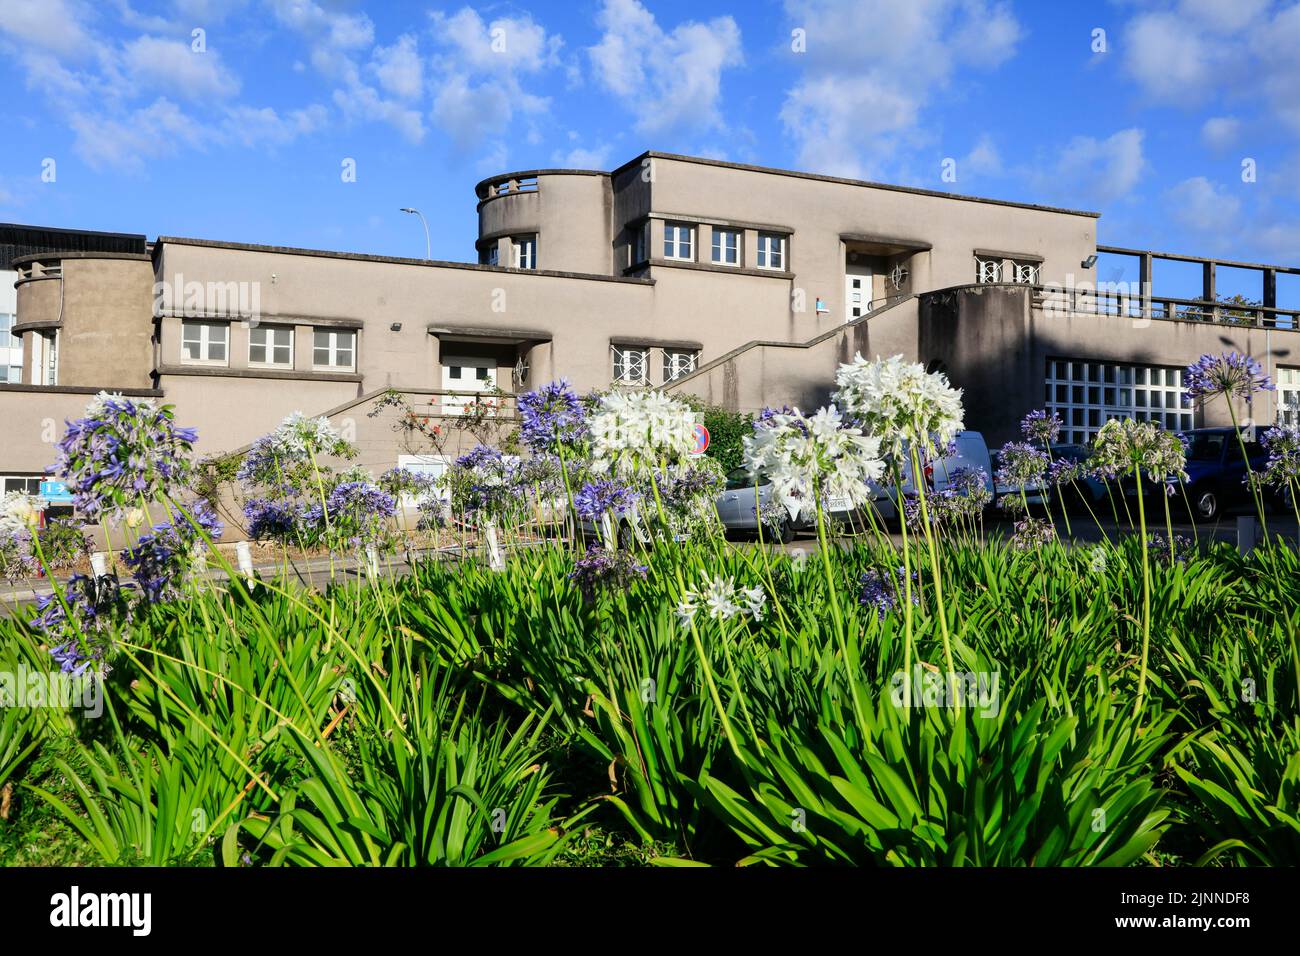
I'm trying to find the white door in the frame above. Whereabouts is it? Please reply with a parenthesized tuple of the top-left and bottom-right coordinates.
(441, 356, 497, 414)
(845, 267, 873, 323)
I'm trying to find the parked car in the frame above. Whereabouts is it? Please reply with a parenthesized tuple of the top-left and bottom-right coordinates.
(714, 467, 892, 542)
(887, 430, 997, 508)
(1151, 427, 1272, 521)
(1048, 443, 1110, 511)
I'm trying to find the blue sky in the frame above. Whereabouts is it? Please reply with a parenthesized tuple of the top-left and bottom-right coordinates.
(2, 0, 1299, 304)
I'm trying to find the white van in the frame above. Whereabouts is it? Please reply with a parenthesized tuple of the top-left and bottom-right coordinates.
(886, 430, 997, 503)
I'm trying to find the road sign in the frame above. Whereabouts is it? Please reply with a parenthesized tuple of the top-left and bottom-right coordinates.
(39, 480, 73, 504)
(691, 423, 710, 456)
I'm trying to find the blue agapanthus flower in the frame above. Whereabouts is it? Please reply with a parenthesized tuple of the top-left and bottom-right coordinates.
(1184, 352, 1274, 404)
(574, 479, 640, 520)
(1020, 409, 1062, 444)
(518, 379, 588, 453)
(121, 502, 224, 603)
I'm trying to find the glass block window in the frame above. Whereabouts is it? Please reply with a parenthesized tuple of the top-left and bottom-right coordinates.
(1045, 358, 1193, 446)
(612, 347, 649, 385)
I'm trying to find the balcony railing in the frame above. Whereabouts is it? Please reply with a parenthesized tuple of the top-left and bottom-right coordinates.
(476, 176, 539, 201)
(1034, 287, 1300, 330)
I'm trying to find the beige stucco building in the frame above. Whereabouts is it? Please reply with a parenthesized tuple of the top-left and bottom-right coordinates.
(4, 151, 1300, 511)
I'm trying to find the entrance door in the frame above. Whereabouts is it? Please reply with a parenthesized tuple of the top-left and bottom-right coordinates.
(845, 266, 873, 323)
(441, 356, 497, 415)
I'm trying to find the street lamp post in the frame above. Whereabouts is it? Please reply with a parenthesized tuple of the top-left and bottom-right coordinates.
(399, 207, 430, 260)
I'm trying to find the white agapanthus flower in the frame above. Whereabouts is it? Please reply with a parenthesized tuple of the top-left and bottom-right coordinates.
(743, 405, 885, 522)
(277, 411, 344, 454)
(832, 353, 964, 463)
(589, 390, 698, 474)
(676, 574, 767, 628)
(0, 492, 40, 536)
(87, 390, 157, 418)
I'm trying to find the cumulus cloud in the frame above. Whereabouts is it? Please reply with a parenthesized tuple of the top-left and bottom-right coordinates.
(426, 7, 562, 151)
(588, 0, 743, 136)
(370, 34, 423, 100)
(779, 0, 1021, 178)
(121, 35, 240, 99)
(1166, 176, 1242, 232)
(1032, 128, 1146, 207)
(1200, 116, 1242, 152)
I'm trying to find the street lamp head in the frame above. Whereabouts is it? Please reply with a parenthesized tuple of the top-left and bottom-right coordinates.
(399, 207, 417, 214)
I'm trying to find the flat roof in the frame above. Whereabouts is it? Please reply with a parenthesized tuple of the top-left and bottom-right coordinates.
(154, 236, 654, 285)
(1, 222, 147, 271)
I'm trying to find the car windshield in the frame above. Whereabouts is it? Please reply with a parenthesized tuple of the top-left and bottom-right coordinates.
(1184, 434, 1226, 462)
(725, 467, 761, 490)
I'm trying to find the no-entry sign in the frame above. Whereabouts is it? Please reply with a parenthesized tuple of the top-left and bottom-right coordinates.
(691, 423, 710, 455)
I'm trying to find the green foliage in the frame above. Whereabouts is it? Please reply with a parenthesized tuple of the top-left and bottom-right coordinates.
(679, 394, 753, 473)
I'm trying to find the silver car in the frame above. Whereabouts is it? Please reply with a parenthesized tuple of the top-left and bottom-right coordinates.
(714, 468, 892, 541)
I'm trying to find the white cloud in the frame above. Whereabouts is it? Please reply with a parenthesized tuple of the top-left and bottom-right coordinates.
(370, 34, 422, 100)
(425, 7, 561, 150)
(1166, 176, 1242, 232)
(553, 144, 613, 168)
(121, 35, 240, 99)
(779, 0, 1021, 178)
(70, 97, 209, 171)
(1201, 116, 1242, 152)
(0, 0, 102, 58)
(1033, 128, 1146, 207)
(588, 0, 743, 135)
(223, 103, 328, 147)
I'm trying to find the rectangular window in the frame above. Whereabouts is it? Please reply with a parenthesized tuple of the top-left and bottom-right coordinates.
(663, 222, 694, 261)
(662, 349, 698, 383)
(631, 222, 648, 265)
(181, 321, 228, 365)
(977, 258, 1003, 283)
(513, 235, 536, 269)
(248, 325, 293, 367)
(1045, 359, 1192, 445)
(1278, 367, 1300, 428)
(313, 329, 356, 371)
(612, 347, 649, 385)
(711, 228, 740, 266)
(756, 233, 785, 270)
(483, 244, 499, 267)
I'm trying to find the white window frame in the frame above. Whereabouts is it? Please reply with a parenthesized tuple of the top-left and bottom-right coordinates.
(1045, 359, 1193, 446)
(248, 325, 294, 368)
(662, 349, 698, 383)
(485, 244, 499, 267)
(612, 346, 649, 385)
(756, 232, 786, 270)
(313, 329, 356, 371)
(663, 222, 694, 261)
(513, 235, 536, 269)
(711, 228, 740, 266)
(1013, 261, 1041, 285)
(976, 258, 1003, 283)
(396, 454, 452, 506)
(181, 320, 229, 366)
(1277, 367, 1300, 428)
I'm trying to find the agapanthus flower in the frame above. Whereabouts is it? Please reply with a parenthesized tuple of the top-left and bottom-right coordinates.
(1089, 418, 1188, 486)
(588, 391, 699, 475)
(1011, 517, 1057, 550)
(755, 406, 808, 434)
(948, 466, 992, 512)
(996, 441, 1050, 489)
(858, 567, 918, 619)
(742, 405, 884, 522)
(0, 492, 41, 537)
(237, 412, 356, 491)
(574, 479, 640, 520)
(52, 392, 197, 521)
(452, 445, 518, 515)
(568, 545, 649, 600)
(121, 501, 224, 603)
(31, 573, 133, 677)
(1021, 409, 1063, 444)
(1146, 531, 1196, 564)
(675, 574, 767, 627)
(1047, 457, 1082, 487)
(244, 497, 309, 542)
(655, 460, 724, 508)
(1184, 352, 1274, 405)
(325, 480, 397, 548)
(378, 466, 439, 497)
(832, 353, 964, 463)
(1260, 426, 1300, 490)
(518, 379, 588, 453)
